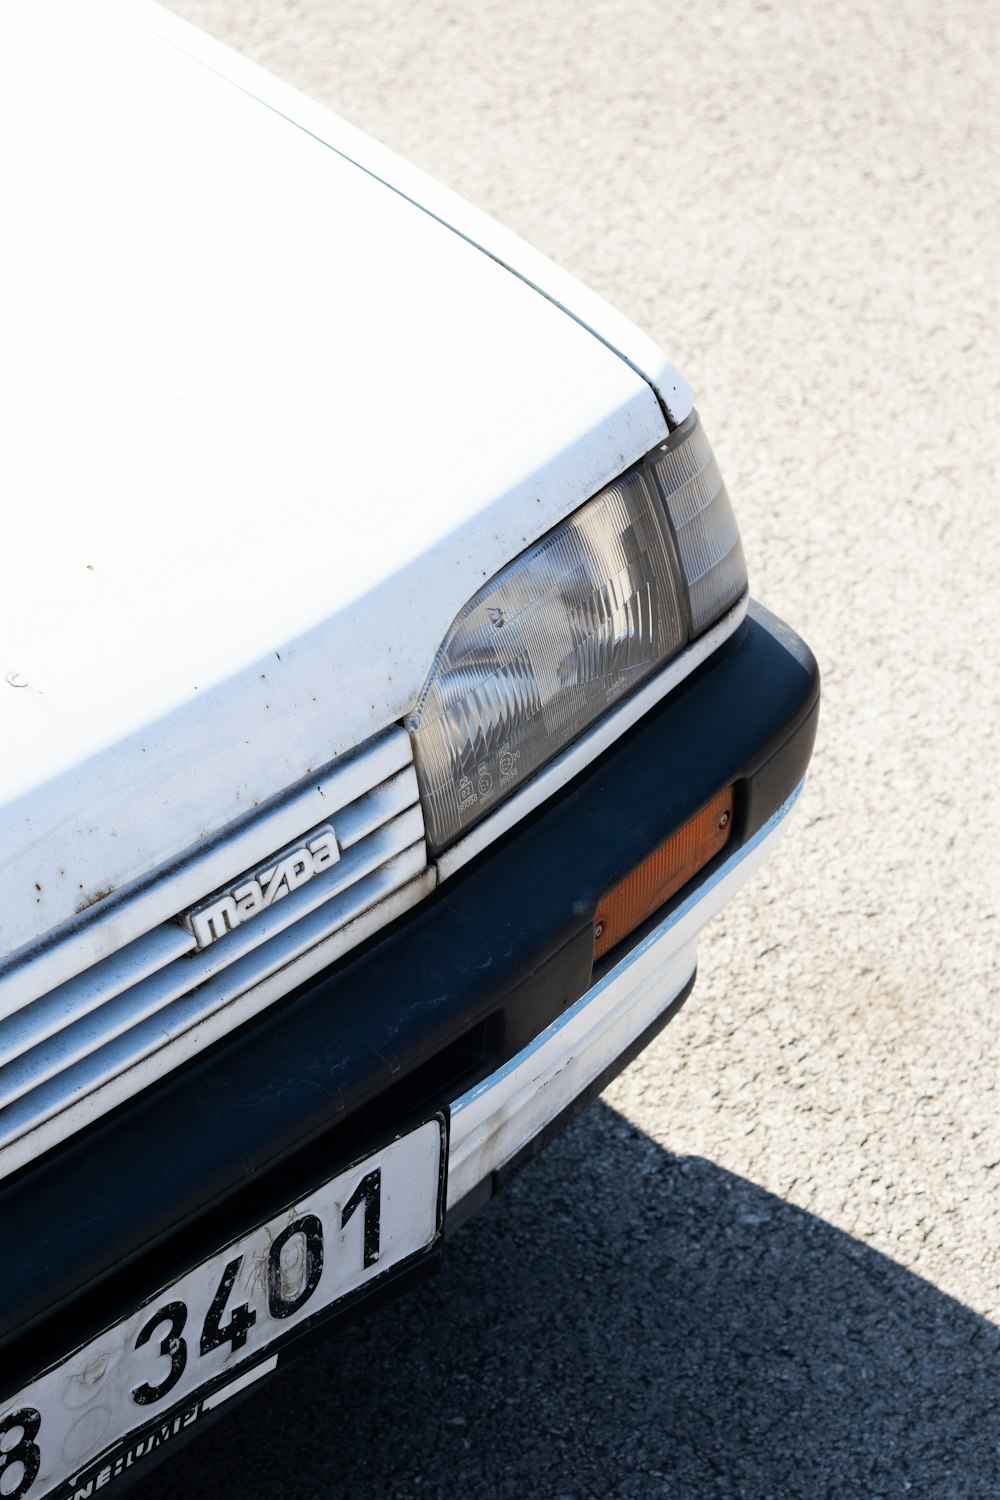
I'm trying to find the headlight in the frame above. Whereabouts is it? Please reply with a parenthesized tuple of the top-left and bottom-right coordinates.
(408, 412, 747, 852)
(648, 412, 747, 636)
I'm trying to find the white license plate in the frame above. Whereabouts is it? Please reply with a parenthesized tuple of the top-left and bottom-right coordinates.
(1, 1118, 445, 1500)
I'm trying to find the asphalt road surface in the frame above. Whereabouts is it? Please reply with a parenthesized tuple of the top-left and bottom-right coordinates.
(149, 1, 999, 1495)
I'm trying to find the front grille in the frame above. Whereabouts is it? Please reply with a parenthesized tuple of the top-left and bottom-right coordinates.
(0, 728, 433, 1182)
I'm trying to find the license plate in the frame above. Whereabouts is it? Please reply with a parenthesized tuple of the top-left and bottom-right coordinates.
(1, 1117, 445, 1500)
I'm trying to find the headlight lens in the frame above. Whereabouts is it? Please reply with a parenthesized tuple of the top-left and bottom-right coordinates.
(408, 412, 747, 852)
(648, 413, 747, 635)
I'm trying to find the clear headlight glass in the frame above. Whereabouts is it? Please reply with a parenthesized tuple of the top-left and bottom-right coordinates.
(408, 412, 748, 853)
(408, 467, 686, 851)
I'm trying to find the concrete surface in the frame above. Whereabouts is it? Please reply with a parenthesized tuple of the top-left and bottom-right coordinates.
(147, 0, 999, 1495)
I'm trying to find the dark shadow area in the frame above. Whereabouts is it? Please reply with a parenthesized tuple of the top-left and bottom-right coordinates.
(138, 1101, 999, 1499)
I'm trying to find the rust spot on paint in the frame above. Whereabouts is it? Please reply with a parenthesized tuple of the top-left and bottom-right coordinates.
(75, 885, 115, 915)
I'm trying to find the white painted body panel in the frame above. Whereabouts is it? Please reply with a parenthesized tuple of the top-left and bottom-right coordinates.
(447, 784, 804, 1211)
(111, 0, 695, 426)
(0, 0, 671, 956)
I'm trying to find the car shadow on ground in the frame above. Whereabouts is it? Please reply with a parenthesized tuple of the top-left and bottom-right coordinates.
(140, 1101, 999, 1500)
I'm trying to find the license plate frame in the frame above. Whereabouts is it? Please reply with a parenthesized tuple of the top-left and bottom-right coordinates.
(0, 1114, 447, 1500)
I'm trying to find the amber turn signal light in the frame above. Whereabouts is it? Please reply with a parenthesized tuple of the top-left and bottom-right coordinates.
(593, 787, 735, 961)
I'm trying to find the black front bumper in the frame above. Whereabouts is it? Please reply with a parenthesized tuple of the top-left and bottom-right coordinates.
(0, 601, 818, 1394)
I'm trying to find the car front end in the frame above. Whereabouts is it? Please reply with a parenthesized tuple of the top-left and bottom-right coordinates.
(0, 3, 818, 1496)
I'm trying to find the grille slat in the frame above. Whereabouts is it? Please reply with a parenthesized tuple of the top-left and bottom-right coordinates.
(0, 841, 429, 1141)
(333, 768, 419, 849)
(0, 730, 432, 1180)
(0, 924, 196, 1072)
(0, 731, 413, 1024)
(0, 809, 426, 1112)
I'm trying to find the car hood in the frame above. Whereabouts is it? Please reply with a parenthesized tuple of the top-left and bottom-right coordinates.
(0, 0, 666, 956)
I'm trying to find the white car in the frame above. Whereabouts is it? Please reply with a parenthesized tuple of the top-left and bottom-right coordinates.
(0, 3, 819, 1497)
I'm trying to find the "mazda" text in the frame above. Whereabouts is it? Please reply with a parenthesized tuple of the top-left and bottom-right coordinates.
(183, 827, 340, 949)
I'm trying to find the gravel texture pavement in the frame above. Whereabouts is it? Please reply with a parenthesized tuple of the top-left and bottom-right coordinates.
(149, 0, 999, 1495)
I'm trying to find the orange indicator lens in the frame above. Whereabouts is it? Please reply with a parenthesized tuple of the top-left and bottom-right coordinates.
(593, 787, 735, 961)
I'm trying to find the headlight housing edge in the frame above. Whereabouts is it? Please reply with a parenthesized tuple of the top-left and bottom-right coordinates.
(407, 411, 747, 853)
